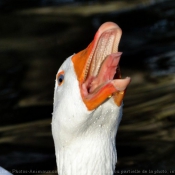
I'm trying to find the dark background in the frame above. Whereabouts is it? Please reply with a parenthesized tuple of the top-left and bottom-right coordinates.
(0, 0, 175, 174)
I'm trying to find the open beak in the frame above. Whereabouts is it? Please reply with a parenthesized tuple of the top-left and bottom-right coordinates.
(72, 22, 131, 111)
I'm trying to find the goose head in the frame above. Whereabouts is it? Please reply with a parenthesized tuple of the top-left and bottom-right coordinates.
(52, 22, 130, 175)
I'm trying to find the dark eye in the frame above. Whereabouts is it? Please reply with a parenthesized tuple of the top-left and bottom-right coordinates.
(57, 71, 64, 86)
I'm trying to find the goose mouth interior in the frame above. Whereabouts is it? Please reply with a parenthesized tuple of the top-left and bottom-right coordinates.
(81, 27, 130, 97)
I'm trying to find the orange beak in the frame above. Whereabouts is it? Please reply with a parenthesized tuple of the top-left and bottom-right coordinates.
(72, 22, 130, 111)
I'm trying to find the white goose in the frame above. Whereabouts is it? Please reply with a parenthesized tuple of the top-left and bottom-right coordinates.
(52, 22, 130, 175)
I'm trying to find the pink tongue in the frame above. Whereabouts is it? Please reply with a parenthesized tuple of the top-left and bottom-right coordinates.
(89, 52, 122, 93)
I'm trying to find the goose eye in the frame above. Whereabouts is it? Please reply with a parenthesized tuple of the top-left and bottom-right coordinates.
(57, 71, 64, 86)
